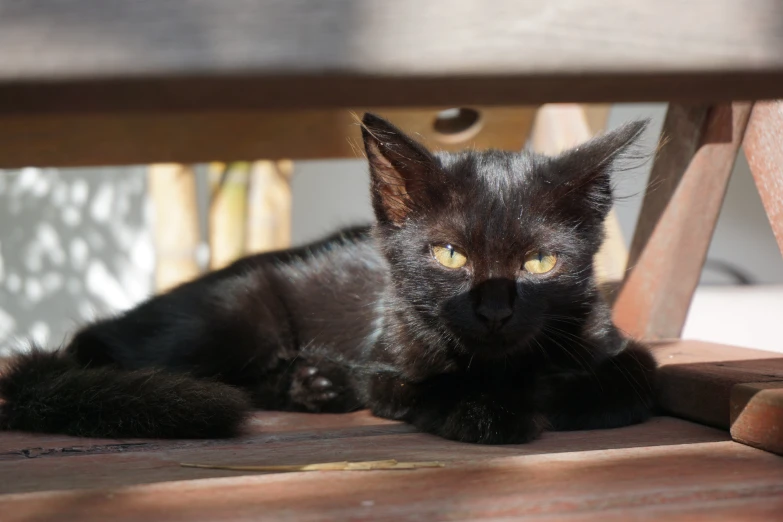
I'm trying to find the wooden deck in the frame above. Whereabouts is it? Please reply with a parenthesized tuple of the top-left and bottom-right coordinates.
(2, 412, 782, 519)
(1, 340, 782, 520)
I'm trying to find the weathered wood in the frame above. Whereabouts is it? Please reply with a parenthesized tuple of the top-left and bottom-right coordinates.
(613, 103, 752, 339)
(731, 382, 783, 456)
(651, 340, 783, 434)
(743, 100, 783, 256)
(0, 107, 535, 168)
(2, 1, 783, 114)
(147, 164, 201, 292)
(2, 440, 781, 522)
(0, 417, 728, 494)
(625, 105, 710, 266)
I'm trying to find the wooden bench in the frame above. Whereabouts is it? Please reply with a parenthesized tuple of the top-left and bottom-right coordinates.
(1, 1, 782, 520)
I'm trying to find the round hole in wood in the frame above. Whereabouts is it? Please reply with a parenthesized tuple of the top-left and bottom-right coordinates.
(432, 108, 484, 144)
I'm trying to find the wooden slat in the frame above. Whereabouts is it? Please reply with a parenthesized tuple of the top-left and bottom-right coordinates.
(2, 1, 783, 114)
(743, 100, 783, 256)
(652, 340, 783, 438)
(731, 383, 783, 456)
(0, 107, 535, 168)
(0, 417, 727, 494)
(2, 440, 781, 522)
(613, 103, 752, 340)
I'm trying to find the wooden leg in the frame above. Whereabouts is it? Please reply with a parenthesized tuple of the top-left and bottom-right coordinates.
(245, 160, 293, 253)
(743, 100, 783, 256)
(208, 162, 250, 270)
(613, 102, 752, 340)
(148, 164, 202, 292)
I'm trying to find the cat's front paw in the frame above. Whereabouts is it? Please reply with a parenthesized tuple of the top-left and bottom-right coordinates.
(288, 363, 359, 413)
(411, 396, 547, 445)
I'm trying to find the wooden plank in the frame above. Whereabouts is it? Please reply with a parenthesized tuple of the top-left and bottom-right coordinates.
(613, 103, 752, 339)
(732, 383, 783, 456)
(743, 100, 783, 256)
(1, 441, 781, 521)
(2, 1, 783, 114)
(0, 410, 403, 459)
(0, 417, 728, 494)
(651, 340, 783, 431)
(0, 107, 535, 168)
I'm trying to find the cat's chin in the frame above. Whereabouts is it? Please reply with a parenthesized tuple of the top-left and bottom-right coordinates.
(454, 330, 539, 361)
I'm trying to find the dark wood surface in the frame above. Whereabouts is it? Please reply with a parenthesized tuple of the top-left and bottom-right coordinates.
(1, 415, 781, 521)
(2, 0, 783, 114)
(0, 340, 781, 522)
(613, 103, 752, 340)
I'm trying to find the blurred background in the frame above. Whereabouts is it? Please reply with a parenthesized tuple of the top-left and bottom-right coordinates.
(0, 102, 781, 355)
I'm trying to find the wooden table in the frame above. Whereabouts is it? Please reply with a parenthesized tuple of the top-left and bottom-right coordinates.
(1, 1, 782, 519)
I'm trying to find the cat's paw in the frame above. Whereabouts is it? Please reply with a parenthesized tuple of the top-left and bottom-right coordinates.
(411, 396, 547, 445)
(289, 365, 339, 411)
(288, 363, 361, 413)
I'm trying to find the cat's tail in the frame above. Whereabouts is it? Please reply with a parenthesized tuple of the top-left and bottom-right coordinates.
(0, 347, 252, 438)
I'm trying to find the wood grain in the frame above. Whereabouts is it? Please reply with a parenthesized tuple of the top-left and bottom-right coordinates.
(0, 107, 534, 168)
(613, 103, 752, 340)
(2, 441, 780, 522)
(2, 1, 783, 114)
(650, 340, 783, 453)
(731, 382, 783, 456)
(0, 417, 728, 494)
(743, 100, 783, 257)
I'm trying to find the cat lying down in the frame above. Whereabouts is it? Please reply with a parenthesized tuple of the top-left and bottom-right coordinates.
(0, 113, 656, 444)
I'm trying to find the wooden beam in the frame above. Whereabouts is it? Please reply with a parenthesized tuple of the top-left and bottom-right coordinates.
(743, 100, 783, 257)
(652, 339, 783, 456)
(625, 105, 710, 267)
(0, 107, 535, 168)
(613, 103, 752, 340)
(2, 1, 783, 113)
(732, 383, 783, 456)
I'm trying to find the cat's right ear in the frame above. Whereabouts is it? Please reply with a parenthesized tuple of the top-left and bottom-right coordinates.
(361, 113, 441, 226)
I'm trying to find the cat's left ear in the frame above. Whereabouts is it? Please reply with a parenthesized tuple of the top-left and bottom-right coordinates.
(361, 113, 443, 226)
(552, 119, 649, 219)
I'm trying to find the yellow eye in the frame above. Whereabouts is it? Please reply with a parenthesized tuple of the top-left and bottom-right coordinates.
(524, 252, 557, 274)
(432, 245, 468, 269)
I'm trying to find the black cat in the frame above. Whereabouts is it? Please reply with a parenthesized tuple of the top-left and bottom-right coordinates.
(0, 113, 656, 444)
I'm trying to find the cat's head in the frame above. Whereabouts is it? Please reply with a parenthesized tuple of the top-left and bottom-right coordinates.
(361, 112, 647, 359)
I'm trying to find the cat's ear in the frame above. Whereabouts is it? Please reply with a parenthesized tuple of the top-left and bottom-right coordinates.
(552, 119, 649, 219)
(361, 113, 442, 226)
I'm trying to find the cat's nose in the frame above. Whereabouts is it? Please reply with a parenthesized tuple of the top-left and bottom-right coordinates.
(476, 303, 513, 330)
(474, 279, 515, 330)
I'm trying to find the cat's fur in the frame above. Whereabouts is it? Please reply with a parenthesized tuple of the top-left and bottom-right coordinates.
(0, 113, 657, 443)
